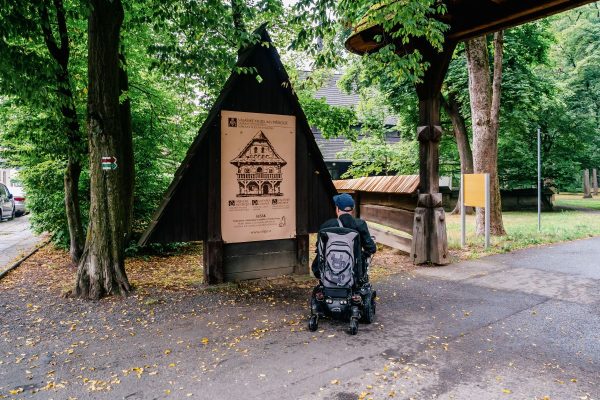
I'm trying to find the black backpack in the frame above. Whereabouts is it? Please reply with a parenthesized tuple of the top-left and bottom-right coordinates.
(317, 220, 362, 288)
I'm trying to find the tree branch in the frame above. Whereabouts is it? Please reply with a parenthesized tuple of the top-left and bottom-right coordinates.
(39, 0, 69, 66)
(39, 2, 63, 64)
(54, 0, 70, 61)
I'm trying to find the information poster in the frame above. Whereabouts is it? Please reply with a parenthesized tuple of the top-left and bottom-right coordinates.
(221, 110, 296, 243)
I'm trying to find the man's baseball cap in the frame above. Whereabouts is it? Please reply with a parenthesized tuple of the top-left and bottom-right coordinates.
(333, 193, 355, 211)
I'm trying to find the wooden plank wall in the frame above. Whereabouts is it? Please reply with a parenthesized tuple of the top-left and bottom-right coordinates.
(357, 191, 416, 254)
(223, 240, 296, 281)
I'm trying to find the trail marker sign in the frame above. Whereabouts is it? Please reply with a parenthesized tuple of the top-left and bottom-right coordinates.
(101, 156, 117, 171)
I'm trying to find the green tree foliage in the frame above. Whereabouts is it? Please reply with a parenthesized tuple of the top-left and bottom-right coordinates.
(0, 0, 198, 249)
(291, 0, 448, 79)
(334, 8, 599, 195)
(335, 88, 418, 178)
(0, 0, 89, 255)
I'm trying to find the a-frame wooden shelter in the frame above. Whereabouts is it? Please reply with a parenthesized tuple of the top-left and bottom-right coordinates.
(346, 0, 596, 265)
(139, 26, 337, 284)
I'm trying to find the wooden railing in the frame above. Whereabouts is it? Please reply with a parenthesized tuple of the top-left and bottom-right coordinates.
(354, 192, 416, 255)
(237, 173, 282, 180)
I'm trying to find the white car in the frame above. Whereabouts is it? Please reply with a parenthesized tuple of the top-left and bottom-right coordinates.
(0, 183, 15, 221)
(8, 184, 26, 216)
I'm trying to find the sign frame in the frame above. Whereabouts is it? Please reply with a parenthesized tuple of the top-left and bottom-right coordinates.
(220, 110, 296, 244)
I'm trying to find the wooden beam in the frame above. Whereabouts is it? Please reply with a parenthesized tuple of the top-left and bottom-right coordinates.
(368, 225, 412, 254)
(360, 204, 414, 235)
(447, 0, 595, 41)
(346, 0, 596, 55)
(204, 122, 224, 284)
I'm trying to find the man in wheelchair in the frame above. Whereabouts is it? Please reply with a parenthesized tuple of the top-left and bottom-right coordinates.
(308, 193, 377, 335)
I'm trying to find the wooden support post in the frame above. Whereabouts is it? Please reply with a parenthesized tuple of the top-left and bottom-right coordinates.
(411, 41, 456, 265)
(593, 168, 598, 196)
(583, 169, 592, 199)
(203, 240, 223, 283)
(295, 234, 309, 275)
(294, 121, 309, 275)
(204, 123, 224, 284)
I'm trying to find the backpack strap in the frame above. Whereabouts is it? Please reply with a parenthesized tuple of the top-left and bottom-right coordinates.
(337, 218, 343, 228)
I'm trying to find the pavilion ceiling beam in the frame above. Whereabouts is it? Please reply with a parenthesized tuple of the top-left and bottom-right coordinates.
(345, 0, 597, 55)
(447, 0, 596, 41)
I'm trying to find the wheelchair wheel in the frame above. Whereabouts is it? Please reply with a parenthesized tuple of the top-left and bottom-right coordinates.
(360, 293, 376, 324)
(308, 315, 318, 332)
(348, 318, 358, 335)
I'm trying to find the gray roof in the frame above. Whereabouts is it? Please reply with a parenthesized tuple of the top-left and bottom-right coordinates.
(313, 75, 360, 107)
(304, 72, 401, 162)
(313, 132, 401, 163)
(314, 135, 351, 162)
(311, 73, 398, 126)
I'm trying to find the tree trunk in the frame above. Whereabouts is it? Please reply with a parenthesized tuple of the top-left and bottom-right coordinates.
(40, 0, 85, 263)
(465, 32, 506, 236)
(592, 168, 598, 196)
(583, 169, 592, 198)
(64, 159, 84, 262)
(440, 93, 474, 215)
(74, 0, 132, 299)
(118, 51, 135, 241)
(231, 0, 247, 59)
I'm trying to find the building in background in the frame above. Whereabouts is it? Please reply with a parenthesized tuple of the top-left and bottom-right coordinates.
(309, 73, 400, 179)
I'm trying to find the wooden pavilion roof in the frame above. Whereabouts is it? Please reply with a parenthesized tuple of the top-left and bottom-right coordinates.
(334, 175, 420, 194)
(346, 0, 597, 54)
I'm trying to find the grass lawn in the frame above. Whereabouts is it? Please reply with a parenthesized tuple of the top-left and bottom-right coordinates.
(554, 193, 600, 210)
(445, 209, 600, 259)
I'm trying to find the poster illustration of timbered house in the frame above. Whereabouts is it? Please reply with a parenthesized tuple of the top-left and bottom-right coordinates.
(230, 131, 287, 197)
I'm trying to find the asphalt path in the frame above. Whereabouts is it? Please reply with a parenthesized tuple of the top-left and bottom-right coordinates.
(185, 237, 600, 400)
(1, 236, 599, 399)
(0, 215, 40, 275)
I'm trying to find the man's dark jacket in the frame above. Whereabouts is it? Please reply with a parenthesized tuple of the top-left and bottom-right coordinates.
(311, 213, 377, 278)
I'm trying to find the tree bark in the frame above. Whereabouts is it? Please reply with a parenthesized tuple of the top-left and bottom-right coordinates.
(74, 0, 132, 299)
(40, 0, 85, 263)
(465, 32, 506, 236)
(440, 93, 474, 215)
(583, 169, 592, 198)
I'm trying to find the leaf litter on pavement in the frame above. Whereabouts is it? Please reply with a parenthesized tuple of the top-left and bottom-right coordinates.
(0, 241, 416, 398)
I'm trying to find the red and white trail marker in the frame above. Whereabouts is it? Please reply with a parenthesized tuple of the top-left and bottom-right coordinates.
(101, 156, 118, 170)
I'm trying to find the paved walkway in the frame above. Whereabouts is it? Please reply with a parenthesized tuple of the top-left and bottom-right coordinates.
(0, 236, 599, 399)
(0, 215, 41, 274)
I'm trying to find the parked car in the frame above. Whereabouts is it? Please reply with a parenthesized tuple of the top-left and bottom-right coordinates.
(0, 182, 15, 221)
(8, 181, 26, 216)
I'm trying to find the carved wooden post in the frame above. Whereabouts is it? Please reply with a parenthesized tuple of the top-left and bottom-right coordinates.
(583, 169, 592, 199)
(411, 41, 456, 265)
(593, 168, 598, 196)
